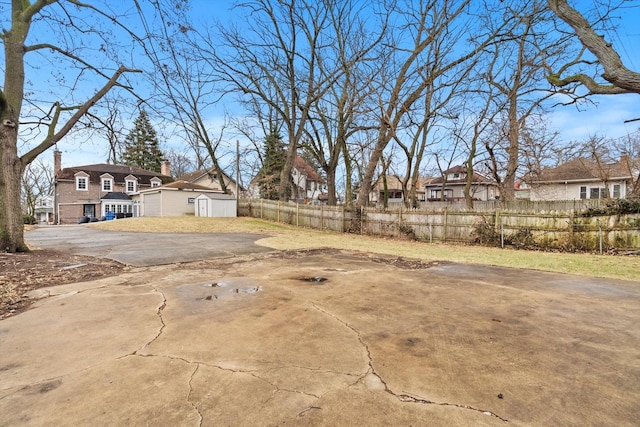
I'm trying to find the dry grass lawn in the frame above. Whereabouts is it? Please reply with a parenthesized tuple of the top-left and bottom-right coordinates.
(91, 216, 640, 281)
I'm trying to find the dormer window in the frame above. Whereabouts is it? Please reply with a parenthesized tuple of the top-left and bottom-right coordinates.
(125, 175, 138, 193)
(75, 172, 89, 191)
(101, 174, 113, 192)
(150, 177, 162, 188)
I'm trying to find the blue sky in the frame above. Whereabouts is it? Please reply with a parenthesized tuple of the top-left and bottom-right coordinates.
(7, 0, 640, 171)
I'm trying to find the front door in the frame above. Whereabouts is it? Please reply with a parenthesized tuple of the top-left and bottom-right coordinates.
(83, 204, 95, 218)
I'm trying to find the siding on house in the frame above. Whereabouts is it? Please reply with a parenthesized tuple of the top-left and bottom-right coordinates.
(525, 157, 634, 201)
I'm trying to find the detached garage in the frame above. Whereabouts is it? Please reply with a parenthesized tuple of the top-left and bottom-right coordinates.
(195, 193, 237, 218)
(138, 180, 235, 217)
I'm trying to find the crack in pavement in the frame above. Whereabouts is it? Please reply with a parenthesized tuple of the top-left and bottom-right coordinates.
(135, 287, 167, 355)
(187, 364, 204, 427)
(309, 303, 509, 422)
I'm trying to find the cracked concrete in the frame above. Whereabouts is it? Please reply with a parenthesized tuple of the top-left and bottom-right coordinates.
(2, 248, 640, 426)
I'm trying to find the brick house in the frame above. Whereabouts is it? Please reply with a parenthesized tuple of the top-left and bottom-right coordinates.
(53, 150, 173, 224)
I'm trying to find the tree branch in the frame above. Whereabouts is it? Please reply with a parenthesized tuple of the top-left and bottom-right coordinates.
(20, 66, 141, 166)
(547, 0, 640, 94)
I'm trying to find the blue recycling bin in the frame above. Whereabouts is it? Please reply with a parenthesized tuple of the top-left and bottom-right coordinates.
(105, 211, 116, 220)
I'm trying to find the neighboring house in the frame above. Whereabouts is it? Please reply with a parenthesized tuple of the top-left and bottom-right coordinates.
(137, 180, 234, 217)
(247, 155, 326, 203)
(291, 156, 326, 203)
(370, 175, 426, 205)
(34, 195, 54, 224)
(179, 168, 241, 196)
(423, 166, 499, 202)
(524, 157, 635, 201)
(53, 150, 173, 224)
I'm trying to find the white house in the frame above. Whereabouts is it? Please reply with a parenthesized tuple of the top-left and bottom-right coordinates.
(524, 157, 636, 201)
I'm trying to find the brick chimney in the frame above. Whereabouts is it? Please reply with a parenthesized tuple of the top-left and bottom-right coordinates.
(161, 160, 170, 177)
(54, 149, 62, 176)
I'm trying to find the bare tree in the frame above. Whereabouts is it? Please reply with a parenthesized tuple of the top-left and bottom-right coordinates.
(21, 159, 54, 222)
(354, 0, 508, 208)
(613, 129, 640, 196)
(480, 0, 567, 202)
(547, 0, 640, 94)
(302, 0, 387, 205)
(139, 4, 234, 193)
(0, 1, 170, 251)
(205, 0, 345, 201)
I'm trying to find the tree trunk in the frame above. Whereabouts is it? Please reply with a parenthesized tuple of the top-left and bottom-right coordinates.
(0, 126, 27, 252)
(356, 129, 389, 207)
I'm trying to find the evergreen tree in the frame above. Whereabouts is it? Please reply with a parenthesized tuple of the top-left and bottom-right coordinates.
(258, 129, 287, 200)
(120, 110, 165, 172)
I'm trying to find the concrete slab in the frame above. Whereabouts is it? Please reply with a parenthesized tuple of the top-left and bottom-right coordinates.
(1, 249, 639, 426)
(25, 225, 273, 266)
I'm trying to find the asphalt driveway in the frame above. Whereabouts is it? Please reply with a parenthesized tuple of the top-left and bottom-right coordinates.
(2, 225, 638, 426)
(25, 225, 273, 266)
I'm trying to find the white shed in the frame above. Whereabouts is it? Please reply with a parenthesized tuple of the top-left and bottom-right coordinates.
(195, 193, 237, 218)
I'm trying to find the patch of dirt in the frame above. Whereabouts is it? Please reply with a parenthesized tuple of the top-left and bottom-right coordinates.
(0, 249, 125, 320)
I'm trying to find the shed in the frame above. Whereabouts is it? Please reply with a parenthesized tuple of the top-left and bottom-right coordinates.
(195, 193, 237, 218)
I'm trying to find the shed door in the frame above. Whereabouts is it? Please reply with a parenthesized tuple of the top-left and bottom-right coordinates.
(197, 199, 208, 217)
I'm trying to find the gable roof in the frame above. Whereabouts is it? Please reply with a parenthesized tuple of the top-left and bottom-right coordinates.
(530, 158, 632, 183)
(56, 163, 173, 186)
(293, 156, 324, 183)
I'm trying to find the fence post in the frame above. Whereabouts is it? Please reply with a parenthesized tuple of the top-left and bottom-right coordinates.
(260, 199, 263, 219)
(443, 207, 448, 242)
(342, 205, 345, 233)
(321, 205, 324, 231)
(277, 200, 280, 223)
(296, 203, 299, 227)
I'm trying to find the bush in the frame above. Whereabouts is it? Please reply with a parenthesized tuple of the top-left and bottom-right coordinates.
(23, 215, 36, 225)
(472, 217, 500, 246)
(581, 197, 640, 216)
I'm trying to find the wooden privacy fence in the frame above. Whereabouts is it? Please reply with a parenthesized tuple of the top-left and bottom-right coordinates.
(238, 199, 640, 251)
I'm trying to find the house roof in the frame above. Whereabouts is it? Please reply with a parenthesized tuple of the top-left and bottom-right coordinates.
(101, 192, 132, 200)
(56, 163, 173, 185)
(424, 166, 496, 186)
(140, 180, 228, 194)
(530, 158, 632, 183)
(179, 168, 232, 183)
(294, 156, 324, 183)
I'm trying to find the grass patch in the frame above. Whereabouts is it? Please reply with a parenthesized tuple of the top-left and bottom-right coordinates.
(91, 216, 640, 281)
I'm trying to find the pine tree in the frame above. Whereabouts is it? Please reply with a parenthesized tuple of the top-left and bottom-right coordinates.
(120, 110, 165, 172)
(258, 129, 287, 200)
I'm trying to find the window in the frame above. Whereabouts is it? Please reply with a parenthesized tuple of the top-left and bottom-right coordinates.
(102, 178, 112, 191)
(76, 177, 88, 191)
(188, 197, 195, 204)
(612, 184, 621, 198)
(126, 180, 136, 192)
(589, 187, 606, 199)
(151, 181, 161, 187)
(579, 186, 587, 199)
